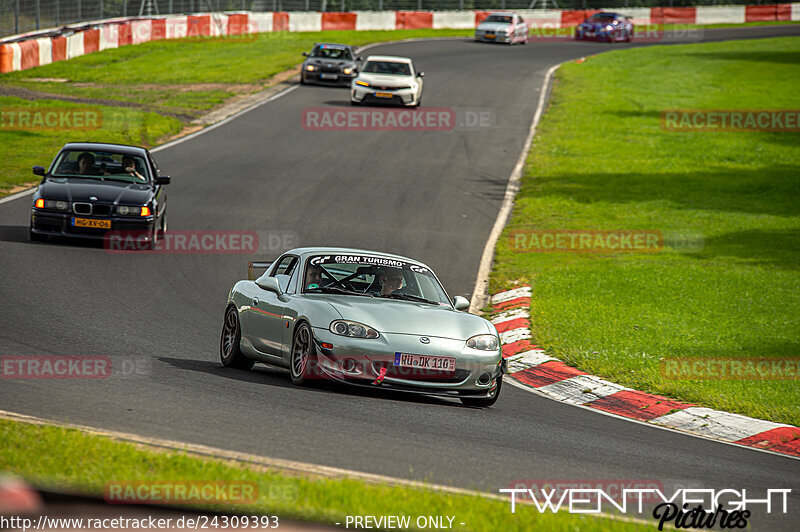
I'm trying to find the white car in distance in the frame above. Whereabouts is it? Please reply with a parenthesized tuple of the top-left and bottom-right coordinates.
(351, 55, 424, 107)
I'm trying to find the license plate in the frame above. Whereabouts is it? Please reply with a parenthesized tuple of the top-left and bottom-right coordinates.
(72, 217, 111, 229)
(485, 34, 496, 39)
(320, 73, 337, 80)
(586, 32, 594, 37)
(374, 92, 393, 98)
(394, 352, 456, 374)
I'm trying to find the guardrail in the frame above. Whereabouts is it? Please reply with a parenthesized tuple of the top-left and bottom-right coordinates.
(2, 4, 798, 73)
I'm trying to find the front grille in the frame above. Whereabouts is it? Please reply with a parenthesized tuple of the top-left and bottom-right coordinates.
(73, 203, 92, 215)
(93, 205, 111, 216)
(321, 66, 339, 73)
(374, 86, 409, 91)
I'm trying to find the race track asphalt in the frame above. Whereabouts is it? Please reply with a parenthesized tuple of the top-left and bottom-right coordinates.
(1, 25, 799, 530)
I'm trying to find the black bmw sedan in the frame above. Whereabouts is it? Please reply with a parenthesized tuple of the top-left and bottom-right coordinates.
(29, 142, 170, 244)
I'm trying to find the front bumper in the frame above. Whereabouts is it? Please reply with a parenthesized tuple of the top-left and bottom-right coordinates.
(30, 209, 156, 240)
(575, 28, 615, 41)
(351, 85, 418, 107)
(475, 32, 512, 43)
(309, 328, 503, 397)
(302, 70, 356, 86)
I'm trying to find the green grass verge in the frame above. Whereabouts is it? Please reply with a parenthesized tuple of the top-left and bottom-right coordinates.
(0, 28, 470, 196)
(0, 419, 648, 531)
(491, 36, 800, 426)
(0, 96, 182, 193)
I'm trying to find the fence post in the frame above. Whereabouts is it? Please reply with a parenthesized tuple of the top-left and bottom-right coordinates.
(15, 0, 20, 34)
(417, 0, 421, 10)
(379, 0, 383, 10)
(77, 0, 81, 23)
(123, 0, 127, 17)
(100, 0, 103, 18)
(36, 0, 41, 29)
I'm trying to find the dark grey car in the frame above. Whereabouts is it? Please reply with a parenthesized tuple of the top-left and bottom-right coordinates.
(301, 43, 361, 86)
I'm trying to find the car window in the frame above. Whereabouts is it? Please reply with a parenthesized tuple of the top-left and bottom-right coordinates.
(51, 150, 150, 183)
(311, 46, 353, 60)
(485, 15, 513, 24)
(272, 255, 298, 277)
(362, 61, 411, 76)
(304, 255, 451, 306)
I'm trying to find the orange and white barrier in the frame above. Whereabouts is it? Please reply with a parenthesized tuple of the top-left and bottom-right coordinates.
(2, 5, 799, 74)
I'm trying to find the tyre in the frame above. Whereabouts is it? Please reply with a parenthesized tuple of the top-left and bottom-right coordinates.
(159, 212, 168, 237)
(220, 306, 255, 370)
(290, 322, 316, 385)
(460, 376, 502, 407)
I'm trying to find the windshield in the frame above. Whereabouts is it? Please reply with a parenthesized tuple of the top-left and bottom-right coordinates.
(588, 14, 617, 23)
(302, 255, 451, 306)
(310, 46, 353, 60)
(51, 150, 150, 183)
(362, 61, 412, 76)
(485, 15, 513, 24)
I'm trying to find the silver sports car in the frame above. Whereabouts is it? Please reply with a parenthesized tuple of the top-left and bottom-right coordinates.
(220, 247, 504, 406)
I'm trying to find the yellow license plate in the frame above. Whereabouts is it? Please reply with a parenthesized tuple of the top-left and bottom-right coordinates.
(486, 34, 496, 39)
(374, 92, 393, 98)
(72, 217, 111, 229)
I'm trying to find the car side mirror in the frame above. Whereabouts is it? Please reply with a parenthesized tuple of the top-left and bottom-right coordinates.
(453, 296, 470, 311)
(255, 274, 281, 294)
(33, 166, 45, 176)
(302, 51, 308, 56)
(357, 56, 363, 61)
(417, 72, 425, 78)
(156, 175, 171, 185)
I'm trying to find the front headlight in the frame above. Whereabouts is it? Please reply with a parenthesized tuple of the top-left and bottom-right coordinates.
(116, 206, 142, 216)
(355, 80, 369, 87)
(43, 199, 68, 210)
(343, 67, 354, 75)
(466, 334, 499, 351)
(606, 25, 613, 31)
(305, 64, 315, 72)
(330, 320, 379, 339)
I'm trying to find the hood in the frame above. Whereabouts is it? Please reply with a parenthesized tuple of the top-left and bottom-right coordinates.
(582, 20, 616, 29)
(39, 177, 153, 206)
(477, 22, 512, 32)
(305, 58, 355, 67)
(358, 73, 415, 87)
(319, 295, 493, 340)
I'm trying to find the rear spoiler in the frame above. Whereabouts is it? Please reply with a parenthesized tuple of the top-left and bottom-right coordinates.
(248, 261, 272, 281)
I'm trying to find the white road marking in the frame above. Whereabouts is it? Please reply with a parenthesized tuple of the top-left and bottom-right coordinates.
(469, 63, 561, 313)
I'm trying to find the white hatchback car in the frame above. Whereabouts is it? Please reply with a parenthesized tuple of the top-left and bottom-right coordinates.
(350, 55, 424, 107)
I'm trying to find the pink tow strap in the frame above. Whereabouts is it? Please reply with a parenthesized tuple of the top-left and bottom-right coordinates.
(372, 367, 387, 385)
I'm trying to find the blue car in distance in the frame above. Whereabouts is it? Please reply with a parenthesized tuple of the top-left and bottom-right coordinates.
(575, 12, 634, 43)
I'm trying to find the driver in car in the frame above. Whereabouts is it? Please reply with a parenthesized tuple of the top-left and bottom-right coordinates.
(304, 264, 324, 290)
(378, 268, 404, 296)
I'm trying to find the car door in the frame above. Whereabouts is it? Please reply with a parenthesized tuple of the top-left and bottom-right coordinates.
(248, 254, 298, 357)
(146, 150, 166, 223)
(516, 16, 526, 41)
